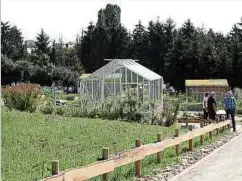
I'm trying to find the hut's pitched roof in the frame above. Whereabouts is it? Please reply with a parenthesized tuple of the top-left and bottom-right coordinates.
(79, 74, 91, 80)
(185, 79, 228, 87)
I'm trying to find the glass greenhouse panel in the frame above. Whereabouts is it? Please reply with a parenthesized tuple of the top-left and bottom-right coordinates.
(79, 59, 164, 107)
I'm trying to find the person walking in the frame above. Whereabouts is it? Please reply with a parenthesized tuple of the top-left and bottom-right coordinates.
(203, 92, 209, 119)
(223, 91, 237, 132)
(207, 91, 217, 120)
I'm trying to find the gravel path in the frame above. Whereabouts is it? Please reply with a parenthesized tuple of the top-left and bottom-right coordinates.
(135, 124, 241, 181)
(168, 131, 242, 181)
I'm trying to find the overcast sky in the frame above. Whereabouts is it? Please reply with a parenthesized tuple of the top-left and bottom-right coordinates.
(1, 0, 242, 42)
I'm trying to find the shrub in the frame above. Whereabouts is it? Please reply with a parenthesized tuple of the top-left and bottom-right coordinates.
(96, 99, 125, 120)
(60, 106, 86, 118)
(40, 102, 54, 115)
(66, 96, 75, 101)
(161, 94, 185, 127)
(236, 100, 242, 114)
(3, 83, 40, 112)
(56, 106, 64, 116)
(180, 102, 202, 111)
(237, 108, 242, 114)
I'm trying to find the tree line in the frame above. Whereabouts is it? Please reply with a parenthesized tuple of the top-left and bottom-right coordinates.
(1, 4, 242, 90)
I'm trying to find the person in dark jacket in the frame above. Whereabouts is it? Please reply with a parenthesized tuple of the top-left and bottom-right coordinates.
(207, 91, 217, 120)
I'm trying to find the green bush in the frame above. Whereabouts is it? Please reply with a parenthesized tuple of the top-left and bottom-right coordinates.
(180, 102, 202, 111)
(63, 106, 87, 117)
(236, 100, 242, 114)
(56, 106, 64, 116)
(40, 102, 54, 115)
(237, 108, 242, 114)
(92, 89, 143, 122)
(66, 96, 75, 101)
(153, 94, 186, 127)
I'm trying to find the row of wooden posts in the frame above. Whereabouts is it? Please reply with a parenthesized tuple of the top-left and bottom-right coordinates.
(49, 121, 229, 180)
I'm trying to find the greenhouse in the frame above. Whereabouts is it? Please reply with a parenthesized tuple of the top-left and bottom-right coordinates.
(79, 59, 164, 106)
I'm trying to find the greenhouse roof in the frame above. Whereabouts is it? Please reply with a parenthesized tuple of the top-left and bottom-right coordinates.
(117, 59, 162, 81)
(185, 79, 228, 87)
(105, 73, 122, 79)
(80, 59, 162, 81)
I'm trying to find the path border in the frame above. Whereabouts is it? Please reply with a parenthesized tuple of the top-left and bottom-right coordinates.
(168, 125, 242, 181)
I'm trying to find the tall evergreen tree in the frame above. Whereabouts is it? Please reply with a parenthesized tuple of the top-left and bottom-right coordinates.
(147, 18, 166, 73)
(131, 20, 149, 66)
(33, 29, 51, 56)
(50, 40, 56, 64)
(1, 21, 24, 61)
(227, 24, 242, 87)
(80, 22, 96, 73)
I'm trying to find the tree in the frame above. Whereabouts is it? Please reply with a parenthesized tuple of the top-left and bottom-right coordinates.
(96, 4, 121, 30)
(131, 20, 149, 67)
(94, 4, 128, 68)
(1, 21, 24, 61)
(213, 32, 230, 78)
(163, 18, 176, 83)
(147, 18, 166, 74)
(164, 19, 198, 90)
(79, 4, 130, 73)
(33, 29, 51, 57)
(32, 29, 51, 66)
(165, 29, 184, 90)
(227, 24, 242, 88)
(50, 40, 56, 64)
(80, 22, 96, 73)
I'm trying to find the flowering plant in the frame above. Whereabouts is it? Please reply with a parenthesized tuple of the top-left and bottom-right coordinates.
(3, 83, 41, 112)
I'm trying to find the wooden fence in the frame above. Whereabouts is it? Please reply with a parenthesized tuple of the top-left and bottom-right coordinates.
(41, 119, 230, 181)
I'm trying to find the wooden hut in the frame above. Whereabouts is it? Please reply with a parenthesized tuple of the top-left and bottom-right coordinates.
(185, 79, 229, 100)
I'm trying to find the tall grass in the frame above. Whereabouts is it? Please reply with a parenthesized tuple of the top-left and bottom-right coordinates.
(2, 108, 230, 181)
(2, 109, 175, 181)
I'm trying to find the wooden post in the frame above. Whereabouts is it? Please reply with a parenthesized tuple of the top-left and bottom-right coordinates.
(135, 139, 142, 177)
(216, 128, 219, 135)
(200, 122, 204, 145)
(102, 147, 109, 181)
(157, 133, 164, 163)
(188, 125, 193, 151)
(52, 160, 59, 175)
(209, 131, 212, 139)
(175, 129, 180, 155)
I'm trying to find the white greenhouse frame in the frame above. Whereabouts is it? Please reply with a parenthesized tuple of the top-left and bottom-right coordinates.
(79, 59, 164, 106)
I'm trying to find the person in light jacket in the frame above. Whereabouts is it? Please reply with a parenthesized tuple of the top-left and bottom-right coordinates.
(202, 92, 209, 119)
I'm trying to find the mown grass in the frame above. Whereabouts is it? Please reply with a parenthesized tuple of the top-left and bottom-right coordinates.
(2, 109, 176, 181)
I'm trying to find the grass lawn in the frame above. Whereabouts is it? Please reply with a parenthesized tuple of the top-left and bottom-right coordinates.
(2, 109, 177, 181)
(2, 108, 230, 181)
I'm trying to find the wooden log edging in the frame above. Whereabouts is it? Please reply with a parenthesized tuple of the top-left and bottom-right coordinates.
(41, 120, 230, 181)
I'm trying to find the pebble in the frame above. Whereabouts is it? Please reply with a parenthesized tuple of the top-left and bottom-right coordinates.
(135, 133, 237, 181)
